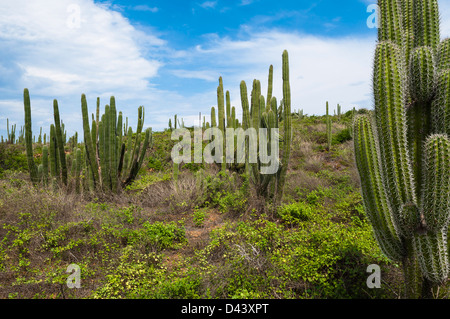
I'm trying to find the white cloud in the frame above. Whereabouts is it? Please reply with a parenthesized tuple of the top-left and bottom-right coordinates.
(441, 1, 450, 38)
(2, 0, 450, 139)
(199, 1, 218, 9)
(0, 0, 169, 135)
(179, 30, 376, 119)
(171, 69, 219, 82)
(132, 5, 159, 13)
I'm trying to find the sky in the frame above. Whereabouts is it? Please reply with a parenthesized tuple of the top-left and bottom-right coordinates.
(0, 0, 450, 137)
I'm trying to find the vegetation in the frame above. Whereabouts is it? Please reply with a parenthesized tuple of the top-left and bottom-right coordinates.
(2, 0, 450, 300)
(0, 109, 420, 299)
(353, 0, 450, 298)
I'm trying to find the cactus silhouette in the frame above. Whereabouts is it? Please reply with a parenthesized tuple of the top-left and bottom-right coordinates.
(353, 0, 450, 298)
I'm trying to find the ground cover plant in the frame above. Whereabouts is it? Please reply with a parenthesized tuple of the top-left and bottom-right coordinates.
(2, 0, 450, 300)
(0, 106, 415, 299)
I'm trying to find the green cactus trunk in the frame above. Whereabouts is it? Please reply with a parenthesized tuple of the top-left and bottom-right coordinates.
(23, 89, 39, 184)
(276, 50, 292, 201)
(53, 100, 68, 186)
(42, 145, 49, 186)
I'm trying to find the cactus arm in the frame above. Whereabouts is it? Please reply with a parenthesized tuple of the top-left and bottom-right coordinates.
(353, 114, 405, 260)
(413, 0, 440, 50)
(53, 100, 68, 186)
(420, 134, 450, 232)
(266, 65, 273, 110)
(413, 229, 449, 284)
(374, 41, 416, 208)
(42, 145, 49, 186)
(275, 50, 292, 201)
(377, 0, 403, 45)
(81, 94, 100, 188)
(23, 89, 39, 184)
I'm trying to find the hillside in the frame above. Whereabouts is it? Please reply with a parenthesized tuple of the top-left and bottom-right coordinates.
(0, 111, 408, 299)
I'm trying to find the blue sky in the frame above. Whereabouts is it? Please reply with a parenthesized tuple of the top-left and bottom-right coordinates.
(1, 0, 450, 137)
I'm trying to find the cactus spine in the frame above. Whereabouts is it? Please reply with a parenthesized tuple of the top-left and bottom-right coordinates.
(353, 0, 450, 298)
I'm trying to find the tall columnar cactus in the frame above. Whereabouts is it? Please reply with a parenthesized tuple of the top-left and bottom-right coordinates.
(326, 101, 332, 151)
(217, 77, 227, 171)
(42, 145, 49, 186)
(23, 89, 39, 184)
(353, 0, 450, 298)
(74, 148, 82, 194)
(53, 100, 68, 186)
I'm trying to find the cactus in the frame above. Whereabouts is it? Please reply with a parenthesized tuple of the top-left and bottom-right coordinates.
(353, 0, 450, 298)
(42, 145, 49, 186)
(38, 127, 42, 145)
(49, 124, 58, 182)
(326, 101, 332, 151)
(23, 89, 39, 184)
(237, 51, 292, 200)
(217, 77, 227, 171)
(6, 119, 16, 144)
(53, 100, 68, 186)
(74, 148, 82, 194)
(81, 96, 152, 191)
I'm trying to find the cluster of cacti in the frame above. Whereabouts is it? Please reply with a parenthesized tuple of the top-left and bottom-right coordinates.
(6, 119, 16, 144)
(293, 109, 303, 120)
(82, 95, 152, 192)
(169, 114, 185, 131)
(326, 101, 332, 151)
(23, 88, 152, 194)
(353, 0, 450, 298)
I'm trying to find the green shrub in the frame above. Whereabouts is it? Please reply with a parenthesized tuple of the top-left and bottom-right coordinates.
(0, 144, 29, 175)
(193, 207, 207, 227)
(146, 156, 163, 171)
(332, 128, 352, 145)
(140, 221, 186, 252)
(200, 172, 248, 214)
(277, 201, 312, 225)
